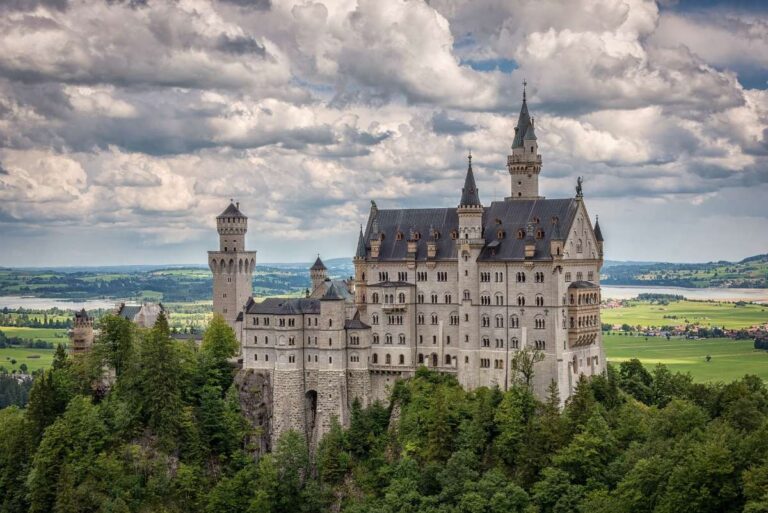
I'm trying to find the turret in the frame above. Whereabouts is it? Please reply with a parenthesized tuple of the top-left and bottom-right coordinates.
(369, 201, 381, 259)
(354, 226, 367, 306)
(217, 201, 247, 252)
(310, 255, 328, 292)
(507, 82, 542, 200)
(70, 308, 94, 355)
(594, 216, 604, 259)
(427, 225, 438, 259)
(458, 152, 483, 243)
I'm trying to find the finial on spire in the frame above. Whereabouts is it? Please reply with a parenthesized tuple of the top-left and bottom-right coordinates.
(523, 79, 527, 102)
(468, 149, 472, 165)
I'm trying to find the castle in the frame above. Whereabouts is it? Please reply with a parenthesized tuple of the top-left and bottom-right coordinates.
(209, 92, 606, 448)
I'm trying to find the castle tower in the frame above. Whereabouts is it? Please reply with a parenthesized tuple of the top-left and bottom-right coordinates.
(507, 82, 542, 200)
(208, 201, 257, 334)
(69, 308, 94, 355)
(310, 256, 328, 293)
(456, 153, 485, 389)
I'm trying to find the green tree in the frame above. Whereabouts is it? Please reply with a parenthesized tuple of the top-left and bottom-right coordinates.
(137, 312, 183, 448)
(199, 314, 239, 393)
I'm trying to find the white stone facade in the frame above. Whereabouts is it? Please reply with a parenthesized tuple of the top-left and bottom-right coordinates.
(224, 95, 606, 448)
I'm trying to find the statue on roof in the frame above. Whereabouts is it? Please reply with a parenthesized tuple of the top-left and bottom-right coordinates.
(576, 176, 583, 198)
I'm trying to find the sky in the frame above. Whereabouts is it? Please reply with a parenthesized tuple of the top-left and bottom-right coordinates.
(0, 0, 767, 267)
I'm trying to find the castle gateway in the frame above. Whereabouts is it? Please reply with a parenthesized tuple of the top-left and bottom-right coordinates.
(209, 92, 606, 448)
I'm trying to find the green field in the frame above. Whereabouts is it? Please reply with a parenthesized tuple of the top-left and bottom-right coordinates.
(602, 300, 768, 330)
(0, 326, 68, 344)
(0, 346, 56, 372)
(604, 334, 768, 382)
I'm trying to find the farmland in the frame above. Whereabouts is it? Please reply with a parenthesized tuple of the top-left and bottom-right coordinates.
(0, 346, 56, 372)
(601, 299, 768, 330)
(603, 333, 768, 383)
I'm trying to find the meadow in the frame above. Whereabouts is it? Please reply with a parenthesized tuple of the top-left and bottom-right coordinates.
(0, 326, 68, 344)
(603, 333, 768, 382)
(0, 346, 56, 372)
(601, 299, 768, 330)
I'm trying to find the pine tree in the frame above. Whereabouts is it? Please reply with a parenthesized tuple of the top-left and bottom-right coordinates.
(138, 312, 182, 448)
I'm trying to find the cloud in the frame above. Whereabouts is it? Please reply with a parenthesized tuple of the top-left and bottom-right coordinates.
(0, 0, 766, 266)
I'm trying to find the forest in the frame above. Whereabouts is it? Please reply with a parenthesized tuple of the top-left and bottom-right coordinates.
(1, 314, 767, 513)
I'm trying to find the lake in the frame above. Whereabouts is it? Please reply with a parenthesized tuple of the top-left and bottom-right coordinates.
(0, 296, 121, 310)
(602, 285, 768, 304)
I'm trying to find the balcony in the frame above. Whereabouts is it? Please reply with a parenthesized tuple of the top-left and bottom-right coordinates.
(507, 154, 542, 165)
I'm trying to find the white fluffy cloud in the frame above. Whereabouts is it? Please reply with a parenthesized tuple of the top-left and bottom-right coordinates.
(0, 0, 766, 265)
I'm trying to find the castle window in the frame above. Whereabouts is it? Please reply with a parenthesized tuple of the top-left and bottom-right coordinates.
(447, 336, 451, 345)
(431, 293, 438, 304)
(481, 315, 490, 327)
(497, 229, 505, 239)
(565, 272, 571, 282)
(450, 313, 459, 325)
(385, 334, 392, 344)
(254, 336, 258, 344)
(398, 292, 406, 303)
(396, 231, 404, 241)
(451, 230, 458, 240)
(517, 229, 525, 239)
(418, 293, 424, 304)
(373, 354, 378, 364)
(445, 354, 452, 365)
(536, 229, 544, 240)
(480, 358, 490, 368)
(329, 338, 332, 346)
(386, 354, 391, 365)
(495, 294, 504, 306)
(517, 295, 525, 306)
(265, 354, 269, 361)
(588, 271, 594, 281)
(329, 319, 333, 327)
(418, 353, 424, 364)
(413, 232, 420, 240)
(289, 355, 295, 363)
(577, 239, 583, 253)
(482, 337, 490, 347)
(373, 334, 379, 344)
(398, 272, 408, 282)
(433, 230, 440, 239)
(437, 272, 448, 282)
(536, 295, 544, 307)
(329, 357, 333, 364)
(465, 356, 469, 363)
(417, 271, 427, 281)
(510, 315, 519, 328)
(254, 354, 258, 361)
(372, 314, 379, 325)
(399, 354, 405, 365)
(399, 334, 406, 344)
(577, 271, 583, 281)
(444, 294, 452, 304)
(431, 314, 438, 325)
(417, 313, 424, 325)
(495, 315, 504, 328)
(510, 337, 519, 349)
(481, 295, 490, 306)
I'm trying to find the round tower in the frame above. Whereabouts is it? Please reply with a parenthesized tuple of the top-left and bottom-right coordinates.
(70, 308, 94, 355)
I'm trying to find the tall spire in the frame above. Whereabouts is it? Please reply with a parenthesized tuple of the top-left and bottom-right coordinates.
(355, 225, 366, 258)
(594, 216, 604, 242)
(459, 151, 481, 207)
(512, 80, 531, 149)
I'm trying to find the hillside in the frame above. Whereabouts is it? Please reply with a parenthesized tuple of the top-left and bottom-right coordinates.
(601, 253, 768, 288)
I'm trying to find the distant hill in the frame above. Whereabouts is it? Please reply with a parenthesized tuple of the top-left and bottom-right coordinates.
(601, 253, 768, 288)
(1, 254, 765, 302)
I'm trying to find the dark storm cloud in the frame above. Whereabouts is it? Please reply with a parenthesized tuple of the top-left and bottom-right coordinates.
(432, 111, 475, 134)
(218, 0, 271, 10)
(216, 34, 266, 56)
(0, 0, 68, 13)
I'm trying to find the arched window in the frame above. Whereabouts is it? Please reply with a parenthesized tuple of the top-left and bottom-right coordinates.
(510, 337, 519, 349)
(399, 354, 405, 365)
(510, 315, 519, 328)
(517, 295, 525, 306)
(396, 231, 404, 241)
(463, 290, 470, 301)
(373, 353, 379, 364)
(372, 293, 379, 303)
(398, 292, 406, 303)
(385, 334, 392, 344)
(399, 334, 406, 344)
(517, 229, 525, 239)
(431, 314, 438, 325)
(577, 239, 583, 253)
(445, 354, 452, 365)
(386, 354, 392, 365)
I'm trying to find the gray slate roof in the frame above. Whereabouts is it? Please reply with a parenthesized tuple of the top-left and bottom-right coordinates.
(218, 202, 246, 219)
(569, 280, 599, 289)
(246, 297, 321, 315)
(459, 159, 481, 207)
(512, 98, 531, 149)
(362, 198, 578, 262)
(321, 282, 346, 300)
(355, 226, 367, 258)
(344, 318, 371, 330)
(116, 304, 142, 321)
(310, 256, 327, 271)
